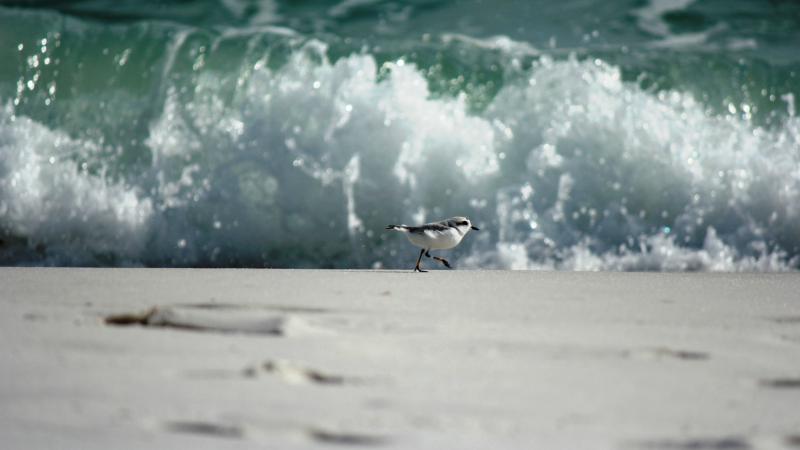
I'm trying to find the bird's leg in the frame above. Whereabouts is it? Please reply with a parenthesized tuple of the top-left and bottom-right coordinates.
(414, 248, 428, 273)
(432, 256, 451, 269)
(425, 250, 431, 258)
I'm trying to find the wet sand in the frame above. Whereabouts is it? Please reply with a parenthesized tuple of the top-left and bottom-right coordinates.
(1, 268, 799, 449)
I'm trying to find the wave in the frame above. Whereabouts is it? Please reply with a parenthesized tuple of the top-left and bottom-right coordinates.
(1, 39, 798, 269)
(0, 105, 152, 264)
(480, 54, 800, 270)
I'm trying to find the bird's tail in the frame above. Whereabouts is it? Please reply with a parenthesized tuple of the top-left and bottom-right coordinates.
(385, 224, 409, 232)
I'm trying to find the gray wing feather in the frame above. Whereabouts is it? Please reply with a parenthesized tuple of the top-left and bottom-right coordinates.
(407, 222, 450, 234)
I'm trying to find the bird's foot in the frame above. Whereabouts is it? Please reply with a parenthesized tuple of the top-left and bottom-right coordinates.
(433, 257, 451, 269)
(414, 266, 428, 273)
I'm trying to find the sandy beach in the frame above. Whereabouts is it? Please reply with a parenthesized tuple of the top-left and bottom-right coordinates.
(1, 268, 799, 449)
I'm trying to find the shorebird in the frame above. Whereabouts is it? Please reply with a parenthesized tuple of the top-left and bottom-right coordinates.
(385, 216, 479, 272)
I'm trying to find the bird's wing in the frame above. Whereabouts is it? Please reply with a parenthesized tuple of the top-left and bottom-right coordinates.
(406, 222, 450, 235)
(418, 222, 451, 232)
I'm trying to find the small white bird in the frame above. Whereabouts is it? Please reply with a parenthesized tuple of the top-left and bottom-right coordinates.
(385, 216, 479, 272)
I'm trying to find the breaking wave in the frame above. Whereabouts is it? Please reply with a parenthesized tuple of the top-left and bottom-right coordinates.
(1, 36, 798, 270)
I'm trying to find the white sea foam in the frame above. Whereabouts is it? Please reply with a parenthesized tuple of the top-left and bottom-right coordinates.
(441, 33, 540, 57)
(1, 40, 798, 270)
(481, 55, 800, 270)
(633, 0, 696, 38)
(0, 104, 152, 264)
(143, 42, 497, 266)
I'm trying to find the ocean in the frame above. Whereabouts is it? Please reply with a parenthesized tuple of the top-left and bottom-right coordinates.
(1, 0, 798, 269)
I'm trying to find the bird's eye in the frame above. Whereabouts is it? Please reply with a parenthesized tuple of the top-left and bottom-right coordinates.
(461, 221, 468, 226)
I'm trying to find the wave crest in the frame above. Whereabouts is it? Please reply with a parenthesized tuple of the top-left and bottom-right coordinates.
(2, 40, 798, 270)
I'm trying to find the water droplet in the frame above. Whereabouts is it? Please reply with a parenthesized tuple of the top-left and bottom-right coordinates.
(663, 226, 671, 234)
(118, 48, 131, 66)
(520, 183, 534, 200)
(312, 80, 321, 89)
(177, 239, 187, 248)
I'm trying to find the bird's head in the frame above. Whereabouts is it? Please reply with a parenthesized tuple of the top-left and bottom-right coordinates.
(448, 216, 480, 232)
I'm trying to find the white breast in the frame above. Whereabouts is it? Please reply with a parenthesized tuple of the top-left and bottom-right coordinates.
(407, 227, 464, 250)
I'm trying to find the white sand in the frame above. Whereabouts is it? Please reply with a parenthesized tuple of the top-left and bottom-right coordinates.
(1, 268, 799, 449)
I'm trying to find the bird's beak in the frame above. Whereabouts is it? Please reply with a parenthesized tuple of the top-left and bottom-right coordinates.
(471, 226, 480, 231)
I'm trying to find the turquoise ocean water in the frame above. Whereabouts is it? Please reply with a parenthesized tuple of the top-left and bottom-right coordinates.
(1, 0, 799, 269)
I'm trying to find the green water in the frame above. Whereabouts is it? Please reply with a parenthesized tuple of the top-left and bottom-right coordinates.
(1, 0, 799, 269)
